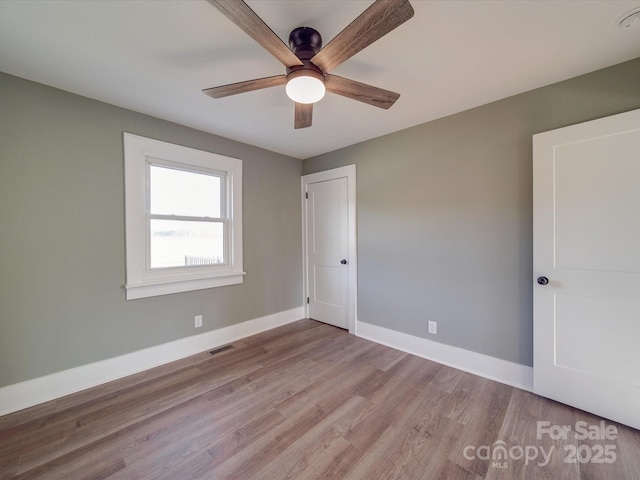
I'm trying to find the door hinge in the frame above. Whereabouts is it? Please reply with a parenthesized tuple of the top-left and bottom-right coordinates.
(307, 297, 309, 304)
(305, 192, 308, 199)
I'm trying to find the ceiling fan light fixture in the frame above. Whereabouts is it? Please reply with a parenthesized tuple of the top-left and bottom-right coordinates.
(205, 0, 415, 127)
(286, 69, 325, 104)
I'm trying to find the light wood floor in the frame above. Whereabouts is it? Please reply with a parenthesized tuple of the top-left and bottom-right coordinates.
(1, 319, 639, 479)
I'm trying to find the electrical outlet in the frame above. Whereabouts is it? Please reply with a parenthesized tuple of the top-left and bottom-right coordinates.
(428, 321, 437, 335)
(194, 315, 203, 328)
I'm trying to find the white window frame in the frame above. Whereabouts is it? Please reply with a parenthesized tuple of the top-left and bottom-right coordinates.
(123, 133, 244, 300)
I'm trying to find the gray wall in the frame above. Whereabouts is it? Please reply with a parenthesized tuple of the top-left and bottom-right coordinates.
(2, 57, 639, 388)
(304, 58, 640, 367)
(0, 73, 303, 387)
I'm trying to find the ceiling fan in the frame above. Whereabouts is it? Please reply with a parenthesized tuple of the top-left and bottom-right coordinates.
(203, 0, 414, 129)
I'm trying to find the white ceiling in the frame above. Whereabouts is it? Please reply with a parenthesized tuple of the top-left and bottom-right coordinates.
(1, 1, 639, 159)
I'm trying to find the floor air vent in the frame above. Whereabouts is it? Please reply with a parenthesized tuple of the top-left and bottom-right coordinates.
(209, 344, 234, 356)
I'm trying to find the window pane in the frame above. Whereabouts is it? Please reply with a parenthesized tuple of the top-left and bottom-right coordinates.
(150, 219, 224, 269)
(150, 165, 221, 218)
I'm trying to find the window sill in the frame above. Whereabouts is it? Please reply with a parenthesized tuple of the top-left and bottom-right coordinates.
(125, 272, 245, 300)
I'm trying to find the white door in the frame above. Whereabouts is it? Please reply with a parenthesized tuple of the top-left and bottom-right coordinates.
(533, 108, 640, 430)
(303, 166, 356, 332)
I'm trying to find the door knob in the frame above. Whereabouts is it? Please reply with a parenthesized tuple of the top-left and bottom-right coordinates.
(537, 276, 549, 285)
(340, 259, 348, 265)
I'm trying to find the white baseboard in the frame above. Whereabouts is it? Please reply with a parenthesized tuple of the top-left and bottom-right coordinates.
(0, 306, 305, 416)
(356, 321, 533, 392)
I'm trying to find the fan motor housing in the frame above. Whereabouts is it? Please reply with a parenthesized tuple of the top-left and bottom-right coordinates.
(289, 27, 322, 60)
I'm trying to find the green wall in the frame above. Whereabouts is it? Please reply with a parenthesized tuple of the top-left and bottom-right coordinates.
(0, 73, 303, 387)
(304, 58, 640, 366)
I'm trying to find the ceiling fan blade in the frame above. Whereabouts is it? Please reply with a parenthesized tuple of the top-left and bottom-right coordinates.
(206, 0, 303, 68)
(325, 74, 400, 109)
(294, 103, 313, 129)
(311, 0, 414, 73)
(203, 75, 286, 99)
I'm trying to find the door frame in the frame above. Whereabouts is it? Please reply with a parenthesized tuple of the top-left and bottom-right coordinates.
(302, 165, 357, 334)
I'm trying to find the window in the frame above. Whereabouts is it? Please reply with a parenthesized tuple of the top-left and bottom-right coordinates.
(148, 165, 224, 269)
(123, 133, 243, 300)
